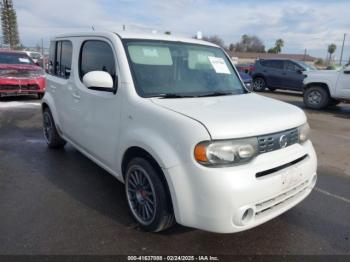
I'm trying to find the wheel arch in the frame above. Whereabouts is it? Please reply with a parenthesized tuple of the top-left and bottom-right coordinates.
(121, 146, 175, 214)
(41, 94, 62, 132)
(304, 82, 332, 96)
(252, 73, 266, 81)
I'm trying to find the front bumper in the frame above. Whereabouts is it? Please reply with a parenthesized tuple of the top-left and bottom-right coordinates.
(0, 77, 45, 96)
(164, 140, 317, 233)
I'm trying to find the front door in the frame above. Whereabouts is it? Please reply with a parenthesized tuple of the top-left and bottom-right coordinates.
(69, 38, 122, 169)
(283, 61, 306, 91)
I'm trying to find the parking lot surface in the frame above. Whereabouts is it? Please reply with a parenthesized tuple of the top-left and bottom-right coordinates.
(0, 93, 349, 255)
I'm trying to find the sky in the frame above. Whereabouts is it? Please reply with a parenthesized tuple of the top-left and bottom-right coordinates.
(14, 0, 350, 60)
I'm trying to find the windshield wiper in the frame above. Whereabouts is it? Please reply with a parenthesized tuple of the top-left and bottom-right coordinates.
(197, 91, 235, 97)
(156, 93, 195, 98)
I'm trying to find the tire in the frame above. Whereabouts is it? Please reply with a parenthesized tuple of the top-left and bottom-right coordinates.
(303, 86, 331, 109)
(125, 157, 175, 232)
(43, 108, 67, 148)
(253, 77, 266, 91)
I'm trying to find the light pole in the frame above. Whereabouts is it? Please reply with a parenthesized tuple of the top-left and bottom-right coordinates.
(339, 33, 346, 65)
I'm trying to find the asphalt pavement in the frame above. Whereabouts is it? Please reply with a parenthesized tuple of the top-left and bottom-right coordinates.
(0, 93, 349, 255)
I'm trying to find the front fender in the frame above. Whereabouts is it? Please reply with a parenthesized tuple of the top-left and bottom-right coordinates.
(303, 78, 335, 96)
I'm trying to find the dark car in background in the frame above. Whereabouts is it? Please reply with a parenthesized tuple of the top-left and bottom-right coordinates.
(239, 71, 253, 91)
(0, 51, 46, 98)
(236, 63, 255, 74)
(252, 59, 316, 92)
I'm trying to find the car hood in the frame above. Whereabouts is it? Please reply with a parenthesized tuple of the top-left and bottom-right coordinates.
(0, 64, 43, 78)
(304, 69, 339, 77)
(151, 93, 306, 139)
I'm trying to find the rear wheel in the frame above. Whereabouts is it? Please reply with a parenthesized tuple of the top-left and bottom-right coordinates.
(43, 108, 66, 148)
(253, 77, 266, 91)
(125, 157, 175, 232)
(303, 86, 330, 109)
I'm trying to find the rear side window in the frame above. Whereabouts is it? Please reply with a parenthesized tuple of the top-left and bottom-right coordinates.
(79, 40, 116, 83)
(48, 40, 72, 79)
(286, 61, 302, 71)
(261, 60, 284, 70)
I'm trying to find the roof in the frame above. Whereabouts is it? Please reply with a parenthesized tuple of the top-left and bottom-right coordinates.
(53, 31, 218, 47)
(229, 51, 317, 62)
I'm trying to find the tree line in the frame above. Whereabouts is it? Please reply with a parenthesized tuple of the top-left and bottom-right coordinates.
(199, 34, 285, 54)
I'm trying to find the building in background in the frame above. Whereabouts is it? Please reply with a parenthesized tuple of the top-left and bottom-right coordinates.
(229, 52, 317, 65)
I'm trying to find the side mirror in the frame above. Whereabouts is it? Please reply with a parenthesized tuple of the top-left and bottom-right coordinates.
(83, 71, 116, 93)
(344, 66, 350, 74)
(297, 69, 304, 74)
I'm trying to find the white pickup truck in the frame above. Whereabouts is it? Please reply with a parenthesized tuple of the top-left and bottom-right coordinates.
(303, 65, 350, 109)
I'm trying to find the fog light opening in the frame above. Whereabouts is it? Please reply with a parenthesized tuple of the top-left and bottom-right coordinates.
(241, 208, 254, 224)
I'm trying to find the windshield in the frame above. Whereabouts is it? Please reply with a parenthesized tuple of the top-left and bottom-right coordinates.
(0, 53, 34, 65)
(297, 61, 317, 71)
(123, 40, 246, 97)
(29, 52, 42, 59)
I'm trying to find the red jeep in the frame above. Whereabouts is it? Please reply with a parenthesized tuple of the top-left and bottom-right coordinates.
(0, 51, 46, 99)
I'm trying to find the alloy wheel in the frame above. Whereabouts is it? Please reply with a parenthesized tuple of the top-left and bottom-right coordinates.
(43, 112, 53, 143)
(126, 165, 157, 225)
(253, 78, 265, 91)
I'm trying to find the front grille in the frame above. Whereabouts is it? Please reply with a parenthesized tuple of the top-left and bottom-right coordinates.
(255, 179, 309, 219)
(0, 84, 39, 91)
(258, 128, 298, 153)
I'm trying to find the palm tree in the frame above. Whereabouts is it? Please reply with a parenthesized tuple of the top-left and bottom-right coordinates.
(275, 39, 284, 53)
(327, 43, 337, 64)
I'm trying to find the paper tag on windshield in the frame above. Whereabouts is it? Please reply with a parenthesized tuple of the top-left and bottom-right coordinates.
(19, 58, 30, 63)
(143, 48, 159, 57)
(208, 56, 231, 74)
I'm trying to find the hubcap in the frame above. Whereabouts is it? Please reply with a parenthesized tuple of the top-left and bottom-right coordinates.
(307, 91, 322, 105)
(43, 113, 53, 143)
(126, 166, 156, 225)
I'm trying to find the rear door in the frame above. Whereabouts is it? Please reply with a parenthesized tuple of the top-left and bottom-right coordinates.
(46, 40, 73, 130)
(260, 60, 284, 87)
(283, 61, 305, 91)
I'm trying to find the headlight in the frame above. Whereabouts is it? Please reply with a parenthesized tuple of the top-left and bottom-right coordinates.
(28, 70, 45, 78)
(298, 123, 310, 143)
(194, 137, 258, 166)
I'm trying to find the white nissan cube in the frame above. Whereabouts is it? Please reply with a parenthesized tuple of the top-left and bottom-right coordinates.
(42, 32, 317, 233)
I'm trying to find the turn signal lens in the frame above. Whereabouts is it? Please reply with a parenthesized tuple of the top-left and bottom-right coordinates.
(194, 143, 208, 162)
(299, 123, 310, 143)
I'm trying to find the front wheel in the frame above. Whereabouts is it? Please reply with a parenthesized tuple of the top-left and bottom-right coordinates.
(253, 77, 266, 91)
(303, 86, 330, 109)
(125, 158, 175, 232)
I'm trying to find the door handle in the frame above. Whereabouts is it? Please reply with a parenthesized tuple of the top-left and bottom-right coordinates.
(72, 93, 80, 100)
